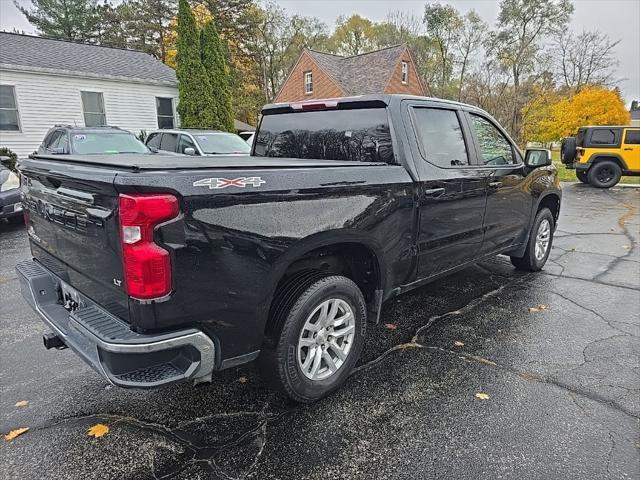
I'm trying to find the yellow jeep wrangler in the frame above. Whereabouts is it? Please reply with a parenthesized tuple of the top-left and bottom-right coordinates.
(561, 126, 640, 188)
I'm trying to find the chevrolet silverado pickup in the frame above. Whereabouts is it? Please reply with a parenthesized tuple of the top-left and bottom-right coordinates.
(16, 95, 561, 402)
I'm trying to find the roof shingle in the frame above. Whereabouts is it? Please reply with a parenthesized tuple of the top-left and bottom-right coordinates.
(307, 45, 407, 95)
(0, 32, 177, 85)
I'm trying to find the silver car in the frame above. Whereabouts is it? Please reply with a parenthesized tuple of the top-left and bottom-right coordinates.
(145, 129, 251, 156)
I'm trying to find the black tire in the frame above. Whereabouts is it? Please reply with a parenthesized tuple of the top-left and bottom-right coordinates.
(576, 170, 589, 183)
(510, 208, 555, 272)
(561, 137, 577, 164)
(6, 215, 23, 224)
(587, 160, 622, 188)
(260, 275, 367, 403)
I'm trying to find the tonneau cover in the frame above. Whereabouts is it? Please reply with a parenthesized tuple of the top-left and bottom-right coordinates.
(27, 154, 387, 171)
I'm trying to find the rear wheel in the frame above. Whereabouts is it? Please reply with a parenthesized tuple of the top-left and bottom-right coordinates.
(260, 275, 366, 403)
(575, 170, 588, 183)
(511, 208, 554, 272)
(587, 160, 622, 188)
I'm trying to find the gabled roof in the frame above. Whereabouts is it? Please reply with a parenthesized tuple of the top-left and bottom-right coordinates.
(306, 44, 421, 95)
(0, 32, 177, 85)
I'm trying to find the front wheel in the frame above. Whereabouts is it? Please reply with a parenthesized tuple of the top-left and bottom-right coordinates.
(511, 208, 555, 271)
(587, 160, 622, 188)
(576, 170, 588, 183)
(261, 275, 367, 403)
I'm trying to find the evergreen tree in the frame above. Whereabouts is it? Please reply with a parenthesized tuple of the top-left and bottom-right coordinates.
(175, 0, 216, 128)
(17, 0, 100, 42)
(201, 20, 234, 131)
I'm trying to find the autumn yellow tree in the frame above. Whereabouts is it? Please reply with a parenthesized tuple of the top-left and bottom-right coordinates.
(523, 86, 630, 142)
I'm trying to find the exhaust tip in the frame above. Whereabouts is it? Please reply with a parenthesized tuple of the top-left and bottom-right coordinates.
(43, 332, 66, 350)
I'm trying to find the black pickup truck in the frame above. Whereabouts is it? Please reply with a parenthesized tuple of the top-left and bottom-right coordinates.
(16, 95, 560, 402)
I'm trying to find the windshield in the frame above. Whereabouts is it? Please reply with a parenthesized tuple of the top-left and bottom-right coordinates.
(71, 132, 149, 154)
(253, 108, 394, 163)
(193, 133, 251, 154)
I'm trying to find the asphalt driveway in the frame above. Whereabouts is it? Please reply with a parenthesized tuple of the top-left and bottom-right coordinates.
(1, 183, 638, 479)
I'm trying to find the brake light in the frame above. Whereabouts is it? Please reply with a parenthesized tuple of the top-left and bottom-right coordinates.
(291, 100, 339, 111)
(118, 194, 179, 299)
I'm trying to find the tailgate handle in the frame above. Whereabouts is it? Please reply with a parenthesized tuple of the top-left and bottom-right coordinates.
(424, 188, 445, 198)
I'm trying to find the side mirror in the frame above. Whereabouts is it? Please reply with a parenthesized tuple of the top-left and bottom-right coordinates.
(525, 148, 552, 168)
(184, 147, 196, 156)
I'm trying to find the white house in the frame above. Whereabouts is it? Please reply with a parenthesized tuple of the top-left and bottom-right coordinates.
(0, 32, 179, 158)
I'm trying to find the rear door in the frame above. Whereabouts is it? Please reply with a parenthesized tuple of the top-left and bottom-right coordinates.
(404, 101, 487, 278)
(622, 128, 640, 171)
(465, 112, 532, 255)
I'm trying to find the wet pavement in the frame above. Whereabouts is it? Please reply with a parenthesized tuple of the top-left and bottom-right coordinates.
(1, 183, 638, 479)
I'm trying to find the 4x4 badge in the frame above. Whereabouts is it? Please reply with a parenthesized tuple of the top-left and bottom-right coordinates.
(193, 177, 266, 189)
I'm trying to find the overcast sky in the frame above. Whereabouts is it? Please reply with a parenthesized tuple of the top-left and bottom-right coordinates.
(2, 0, 638, 104)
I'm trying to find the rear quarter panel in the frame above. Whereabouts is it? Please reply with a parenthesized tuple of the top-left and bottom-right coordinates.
(114, 164, 416, 362)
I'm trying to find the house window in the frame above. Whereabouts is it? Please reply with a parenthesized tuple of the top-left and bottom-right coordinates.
(81, 91, 106, 126)
(304, 71, 313, 94)
(401, 62, 409, 84)
(156, 97, 175, 129)
(0, 85, 20, 131)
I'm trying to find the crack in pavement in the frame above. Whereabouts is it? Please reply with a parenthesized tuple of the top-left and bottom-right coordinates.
(593, 200, 638, 283)
(20, 406, 292, 480)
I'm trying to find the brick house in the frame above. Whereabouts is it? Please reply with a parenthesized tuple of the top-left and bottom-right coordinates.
(274, 44, 429, 103)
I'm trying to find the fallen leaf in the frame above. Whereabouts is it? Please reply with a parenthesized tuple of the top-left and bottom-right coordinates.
(87, 423, 109, 438)
(453, 341, 465, 347)
(14, 400, 29, 408)
(384, 323, 397, 330)
(475, 392, 490, 400)
(4, 427, 29, 441)
(238, 376, 248, 384)
(528, 304, 547, 313)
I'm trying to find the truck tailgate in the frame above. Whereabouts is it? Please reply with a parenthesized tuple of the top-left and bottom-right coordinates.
(19, 158, 129, 321)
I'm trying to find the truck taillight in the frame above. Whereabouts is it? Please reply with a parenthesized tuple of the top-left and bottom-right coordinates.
(118, 194, 179, 299)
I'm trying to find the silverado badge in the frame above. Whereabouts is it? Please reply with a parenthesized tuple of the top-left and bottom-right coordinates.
(193, 177, 266, 189)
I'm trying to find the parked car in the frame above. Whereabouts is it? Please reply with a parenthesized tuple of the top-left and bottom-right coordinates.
(0, 160, 22, 223)
(561, 126, 640, 188)
(37, 125, 150, 155)
(238, 130, 255, 141)
(16, 94, 561, 403)
(145, 129, 251, 156)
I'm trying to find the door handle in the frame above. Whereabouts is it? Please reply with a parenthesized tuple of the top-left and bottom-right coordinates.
(424, 187, 445, 198)
(623, 148, 633, 151)
(489, 181, 503, 188)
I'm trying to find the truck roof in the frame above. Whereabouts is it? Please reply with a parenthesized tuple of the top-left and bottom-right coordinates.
(262, 93, 478, 114)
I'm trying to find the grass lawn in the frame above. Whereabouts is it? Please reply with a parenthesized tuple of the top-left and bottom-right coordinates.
(550, 150, 640, 184)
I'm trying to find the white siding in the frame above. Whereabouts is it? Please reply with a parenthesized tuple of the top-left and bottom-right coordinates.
(0, 69, 178, 157)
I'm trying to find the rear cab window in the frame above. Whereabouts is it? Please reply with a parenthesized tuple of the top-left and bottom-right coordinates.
(254, 107, 394, 163)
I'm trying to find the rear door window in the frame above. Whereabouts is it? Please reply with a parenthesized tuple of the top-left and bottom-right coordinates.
(254, 107, 394, 163)
(160, 133, 178, 152)
(411, 107, 469, 167)
(590, 129, 617, 145)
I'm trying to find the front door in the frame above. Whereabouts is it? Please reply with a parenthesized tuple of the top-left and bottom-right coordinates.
(407, 105, 487, 279)
(465, 112, 532, 254)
